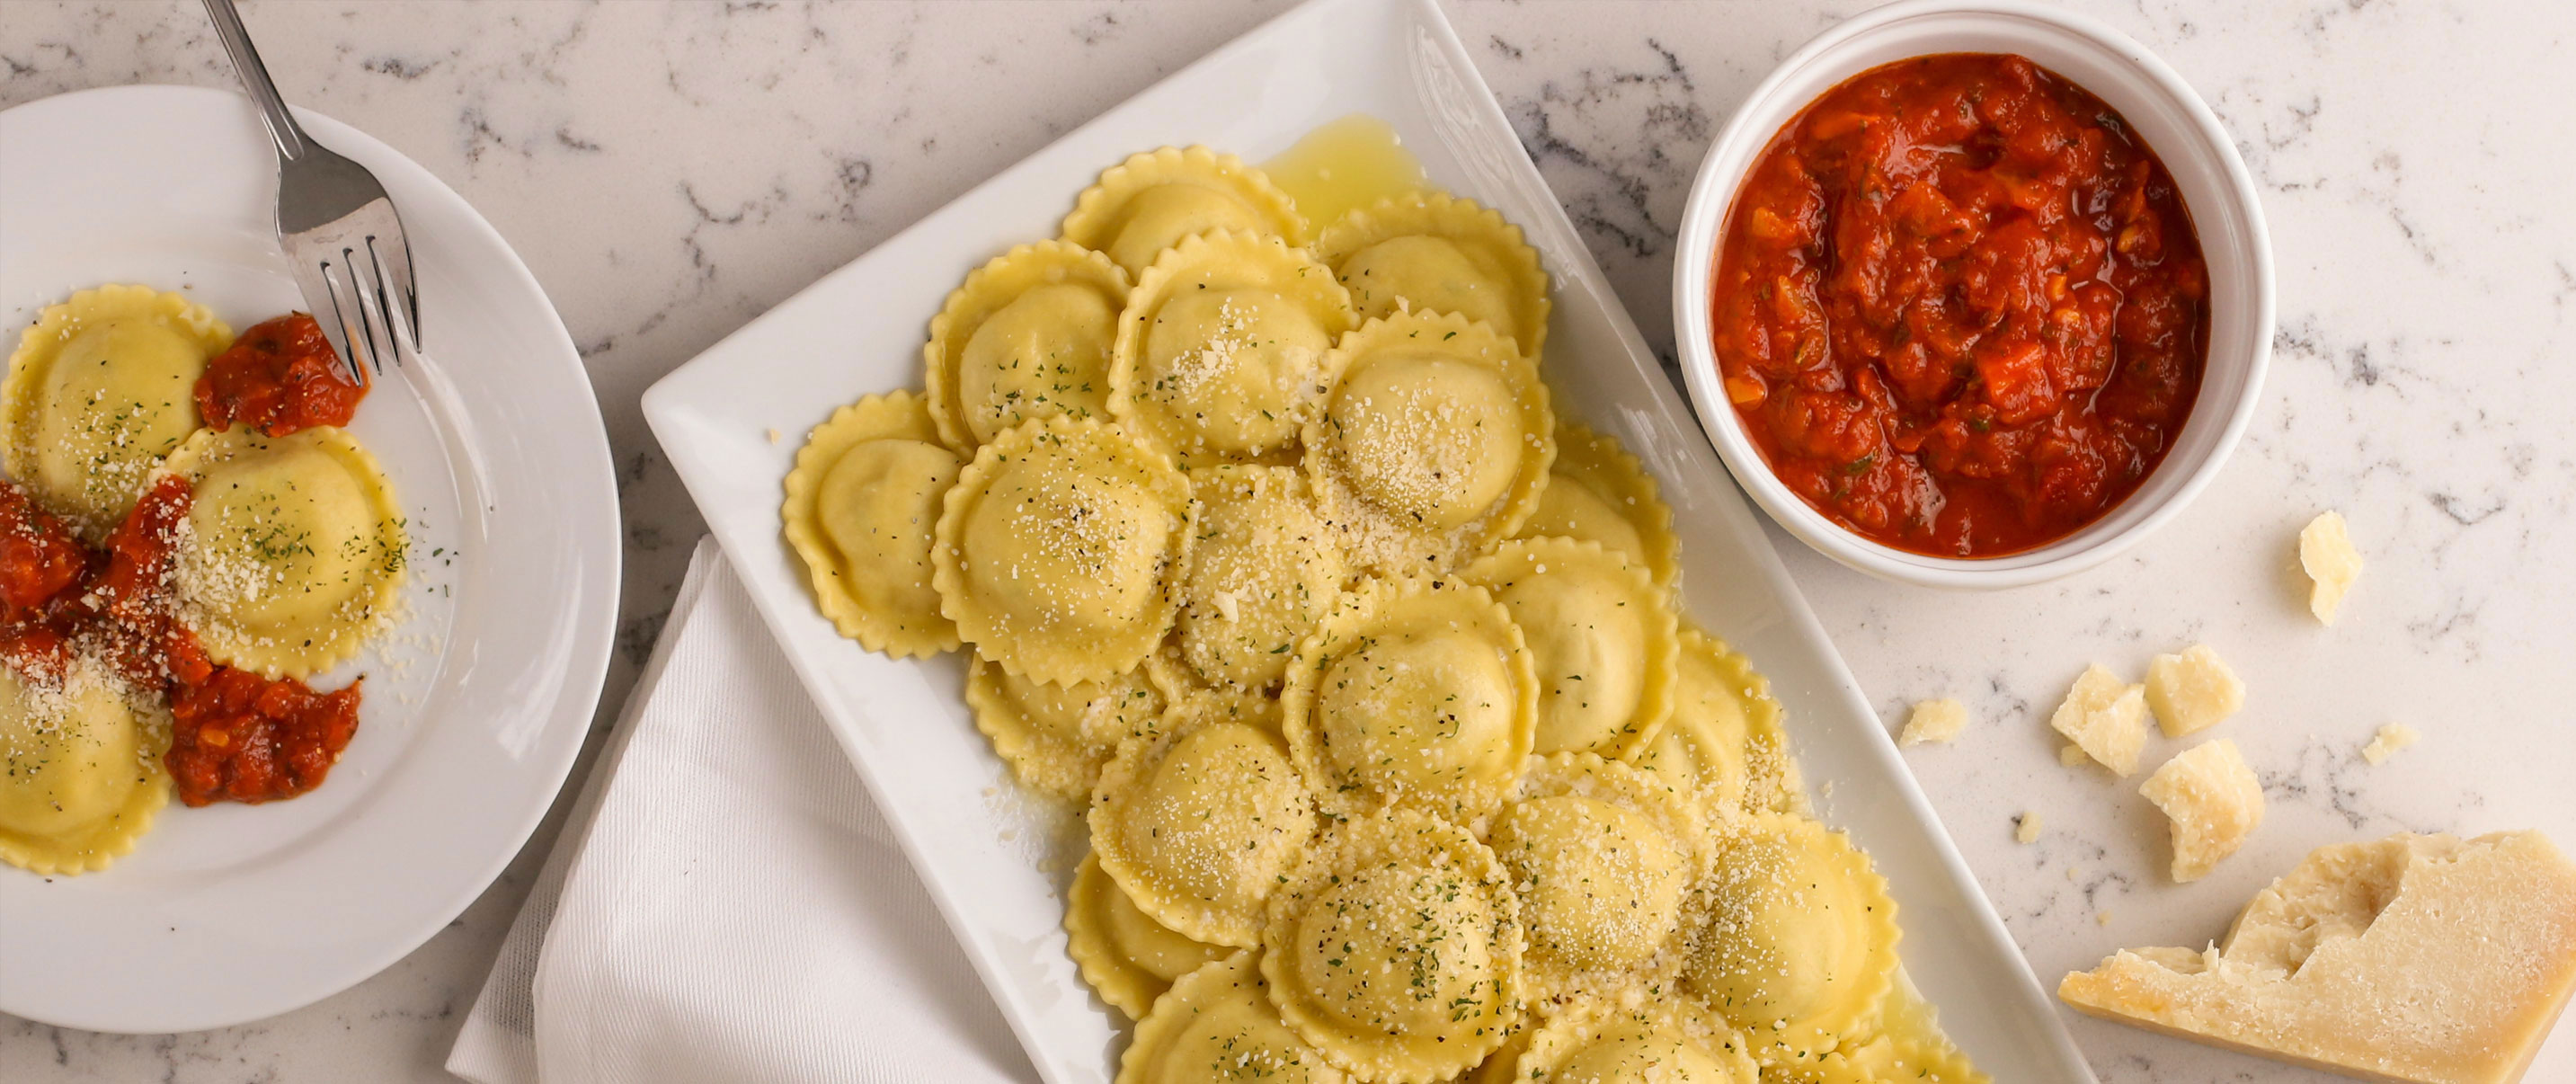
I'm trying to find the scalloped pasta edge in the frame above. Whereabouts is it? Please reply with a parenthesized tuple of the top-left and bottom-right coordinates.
(921, 240, 1131, 451)
(1106, 229, 1354, 467)
(1493, 751, 1711, 1001)
(1458, 537, 1679, 760)
(1314, 191, 1552, 357)
(963, 656, 1144, 802)
(1063, 852, 1221, 1021)
(4, 284, 234, 537)
(1061, 146, 1309, 269)
(1088, 697, 1315, 947)
(780, 390, 963, 659)
(1515, 996, 1762, 1084)
(0, 703, 172, 876)
(1687, 813, 1901, 1063)
(1521, 422, 1681, 593)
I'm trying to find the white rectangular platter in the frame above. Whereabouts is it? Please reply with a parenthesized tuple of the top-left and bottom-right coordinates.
(643, 0, 2097, 1080)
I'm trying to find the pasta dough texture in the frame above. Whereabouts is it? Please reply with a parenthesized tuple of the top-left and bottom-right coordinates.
(1110, 231, 1353, 466)
(1261, 809, 1524, 1082)
(1622, 627, 1792, 816)
(1090, 699, 1318, 946)
(4, 284, 233, 535)
(965, 657, 1161, 802)
(1304, 310, 1553, 574)
(782, 391, 964, 657)
(164, 425, 407, 680)
(1313, 191, 1551, 356)
(1121, 953, 1349, 1084)
(1512, 422, 1679, 591)
(0, 656, 170, 875)
(1169, 466, 1350, 694)
(933, 415, 1197, 684)
(1459, 538, 1677, 759)
(1488, 752, 1708, 999)
(1066, 854, 1230, 1021)
(923, 241, 1132, 449)
(1515, 999, 1761, 1084)
(1280, 576, 1535, 822)
(1682, 815, 1899, 1065)
(1063, 147, 1308, 275)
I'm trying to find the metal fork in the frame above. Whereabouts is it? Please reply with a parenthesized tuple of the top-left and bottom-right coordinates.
(202, 0, 418, 386)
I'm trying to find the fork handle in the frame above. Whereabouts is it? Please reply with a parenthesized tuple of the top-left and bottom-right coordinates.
(201, 0, 311, 162)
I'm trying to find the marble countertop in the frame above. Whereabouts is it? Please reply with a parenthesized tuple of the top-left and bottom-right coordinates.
(5, 1, 2572, 1081)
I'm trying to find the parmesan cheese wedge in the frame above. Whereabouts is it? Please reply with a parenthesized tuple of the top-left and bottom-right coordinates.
(2300, 511, 2363, 626)
(2050, 664, 2148, 776)
(2145, 643, 2244, 738)
(2139, 739, 2264, 883)
(2061, 831, 2576, 1084)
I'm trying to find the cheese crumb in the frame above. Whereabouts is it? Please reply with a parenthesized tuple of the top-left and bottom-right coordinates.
(1899, 697, 1969, 746)
(766, 427, 782, 445)
(2360, 723, 2420, 765)
(2058, 743, 2089, 767)
(2050, 664, 2148, 776)
(2139, 739, 2264, 883)
(2015, 812, 2043, 844)
(2145, 644, 2244, 738)
(2096, 911, 2115, 926)
(2298, 511, 2362, 626)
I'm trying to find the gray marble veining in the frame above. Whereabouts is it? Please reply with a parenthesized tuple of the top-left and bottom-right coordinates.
(4, 2, 2572, 1081)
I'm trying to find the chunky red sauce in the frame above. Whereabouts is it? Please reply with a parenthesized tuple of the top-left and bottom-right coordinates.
(196, 312, 368, 436)
(1, 475, 363, 807)
(1712, 53, 2208, 556)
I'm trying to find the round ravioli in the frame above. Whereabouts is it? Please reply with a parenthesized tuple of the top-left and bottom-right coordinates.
(1488, 753, 1708, 999)
(1122, 952, 1350, 1084)
(1458, 538, 1677, 760)
(1065, 853, 1230, 1020)
(922, 241, 1131, 450)
(1089, 698, 1317, 946)
(964, 656, 1161, 801)
(3, 284, 234, 536)
(1303, 310, 1553, 574)
(783, 391, 964, 658)
(932, 415, 1197, 685)
(1820, 975, 1990, 1084)
(1515, 999, 1761, 1084)
(164, 425, 406, 679)
(1280, 575, 1535, 822)
(1314, 191, 1550, 356)
(1512, 422, 1679, 591)
(1172, 466, 1350, 694)
(1681, 816, 1899, 1062)
(1621, 628, 1792, 817)
(0, 656, 170, 875)
(1063, 146, 1308, 276)
(1261, 809, 1523, 1082)
(1110, 231, 1354, 466)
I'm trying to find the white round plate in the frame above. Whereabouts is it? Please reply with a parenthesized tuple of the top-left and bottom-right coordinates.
(0, 84, 618, 1033)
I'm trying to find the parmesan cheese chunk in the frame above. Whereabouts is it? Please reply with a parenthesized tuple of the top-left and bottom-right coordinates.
(2015, 812, 2043, 845)
(2061, 831, 2576, 1084)
(2145, 644, 2244, 738)
(2300, 511, 2363, 626)
(2049, 664, 2148, 776)
(2058, 742, 2090, 768)
(2361, 724, 2421, 766)
(1900, 697, 1969, 746)
(2139, 739, 2263, 883)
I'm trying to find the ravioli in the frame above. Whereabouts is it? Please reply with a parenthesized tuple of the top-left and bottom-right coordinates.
(783, 391, 964, 658)
(932, 415, 1197, 685)
(1621, 627, 1792, 816)
(1262, 809, 1523, 1082)
(1488, 753, 1708, 999)
(1512, 422, 1678, 591)
(1313, 191, 1550, 355)
(1826, 974, 1990, 1083)
(1459, 538, 1677, 759)
(922, 241, 1131, 450)
(1682, 815, 1899, 1062)
(3, 284, 234, 536)
(1065, 853, 1231, 1020)
(1121, 953, 1350, 1084)
(164, 425, 406, 679)
(1515, 999, 1761, 1084)
(1062, 146, 1308, 275)
(1110, 231, 1354, 466)
(1280, 575, 1535, 822)
(964, 657, 1161, 802)
(1303, 310, 1553, 573)
(1089, 699, 1318, 946)
(1171, 466, 1350, 694)
(0, 656, 170, 875)
(1142, 645, 1284, 733)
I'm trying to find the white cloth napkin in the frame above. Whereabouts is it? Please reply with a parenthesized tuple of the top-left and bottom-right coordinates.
(447, 538, 1037, 1084)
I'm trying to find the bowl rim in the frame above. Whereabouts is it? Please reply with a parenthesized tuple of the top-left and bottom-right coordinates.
(1670, 0, 2274, 589)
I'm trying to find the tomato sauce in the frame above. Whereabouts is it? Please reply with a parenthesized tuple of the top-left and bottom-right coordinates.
(1711, 53, 2208, 556)
(196, 312, 368, 437)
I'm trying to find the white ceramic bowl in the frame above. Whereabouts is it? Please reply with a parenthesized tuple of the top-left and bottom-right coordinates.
(1672, 0, 2272, 588)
